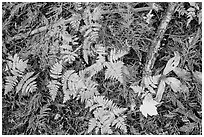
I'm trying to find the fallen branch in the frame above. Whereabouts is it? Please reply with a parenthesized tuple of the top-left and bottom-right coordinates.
(143, 2, 178, 76)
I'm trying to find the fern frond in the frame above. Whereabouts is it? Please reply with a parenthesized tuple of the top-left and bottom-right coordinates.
(11, 54, 28, 76)
(21, 74, 37, 95)
(39, 104, 51, 118)
(67, 13, 82, 31)
(80, 23, 101, 64)
(113, 106, 127, 116)
(187, 7, 196, 27)
(88, 118, 97, 133)
(60, 44, 78, 64)
(62, 70, 75, 103)
(104, 61, 124, 83)
(109, 48, 128, 63)
(92, 5, 104, 21)
(47, 80, 60, 101)
(79, 79, 99, 102)
(101, 122, 113, 134)
(87, 96, 127, 134)
(50, 62, 63, 79)
(16, 72, 35, 93)
(4, 76, 18, 95)
(112, 116, 127, 133)
(84, 62, 105, 79)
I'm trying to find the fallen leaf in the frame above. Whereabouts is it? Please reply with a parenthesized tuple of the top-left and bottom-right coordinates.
(163, 51, 180, 75)
(165, 77, 182, 92)
(140, 93, 159, 117)
(193, 71, 202, 84)
(173, 67, 191, 81)
(155, 80, 166, 102)
(130, 85, 143, 95)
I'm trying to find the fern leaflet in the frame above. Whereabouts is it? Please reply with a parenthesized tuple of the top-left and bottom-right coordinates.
(50, 62, 63, 79)
(104, 61, 124, 83)
(47, 80, 61, 101)
(86, 96, 127, 134)
(4, 76, 18, 95)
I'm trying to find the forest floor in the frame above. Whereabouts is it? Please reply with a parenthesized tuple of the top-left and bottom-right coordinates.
(1, 2, 202, 135)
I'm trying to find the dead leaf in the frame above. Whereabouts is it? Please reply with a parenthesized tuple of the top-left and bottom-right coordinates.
(130, 85, 143, 96)
(140, 93, 159, 117)
(173, 67, 191, 81)
(155, 80, 166, 102)
(165, 77, 182, 92)
(193, 71, 202, 84)
(163, 51, 180, 75)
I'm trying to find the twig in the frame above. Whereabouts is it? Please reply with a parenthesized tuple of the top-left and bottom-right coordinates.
(143, 2, 178, 76)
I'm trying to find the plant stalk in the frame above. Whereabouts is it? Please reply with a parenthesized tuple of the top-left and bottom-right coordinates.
(143, 2, 178, 76)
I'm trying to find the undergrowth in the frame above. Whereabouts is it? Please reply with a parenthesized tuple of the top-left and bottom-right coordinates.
(2, 2, 202, 135)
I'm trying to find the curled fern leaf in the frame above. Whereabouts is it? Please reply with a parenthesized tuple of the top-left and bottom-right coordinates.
(16, 72, 35, 93)
(21, 74, 37, 95)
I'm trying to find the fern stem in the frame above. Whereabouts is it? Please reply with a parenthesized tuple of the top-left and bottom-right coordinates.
(144, 2, 178, 76)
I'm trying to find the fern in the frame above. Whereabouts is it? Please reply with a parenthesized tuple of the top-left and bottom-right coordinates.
(4, 76, 18, 95)
(4, 54, 37, 95)
(62, 70, 75, 103)
(78, 78, 100, 102)
(86, 96, 127, 134)
(48, 62, 63, 101)
(50, 61, 63, 79)
(104, 61, 124, 83)
(104, 48, 128, 83)
(80, 6, 102, 64)
(21, 74, 38, 95)
(81, 23, 101, 64)
(112, 116, 127, 133)
(60, 44, 78, 64)
(47, 80, 61, 101)
(109, 48, 128, 63)
(62, 69, 100, 103)
(67, 13, 82, 31)
(8, 54, 28, 77)
(16, 72, 37, 95)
